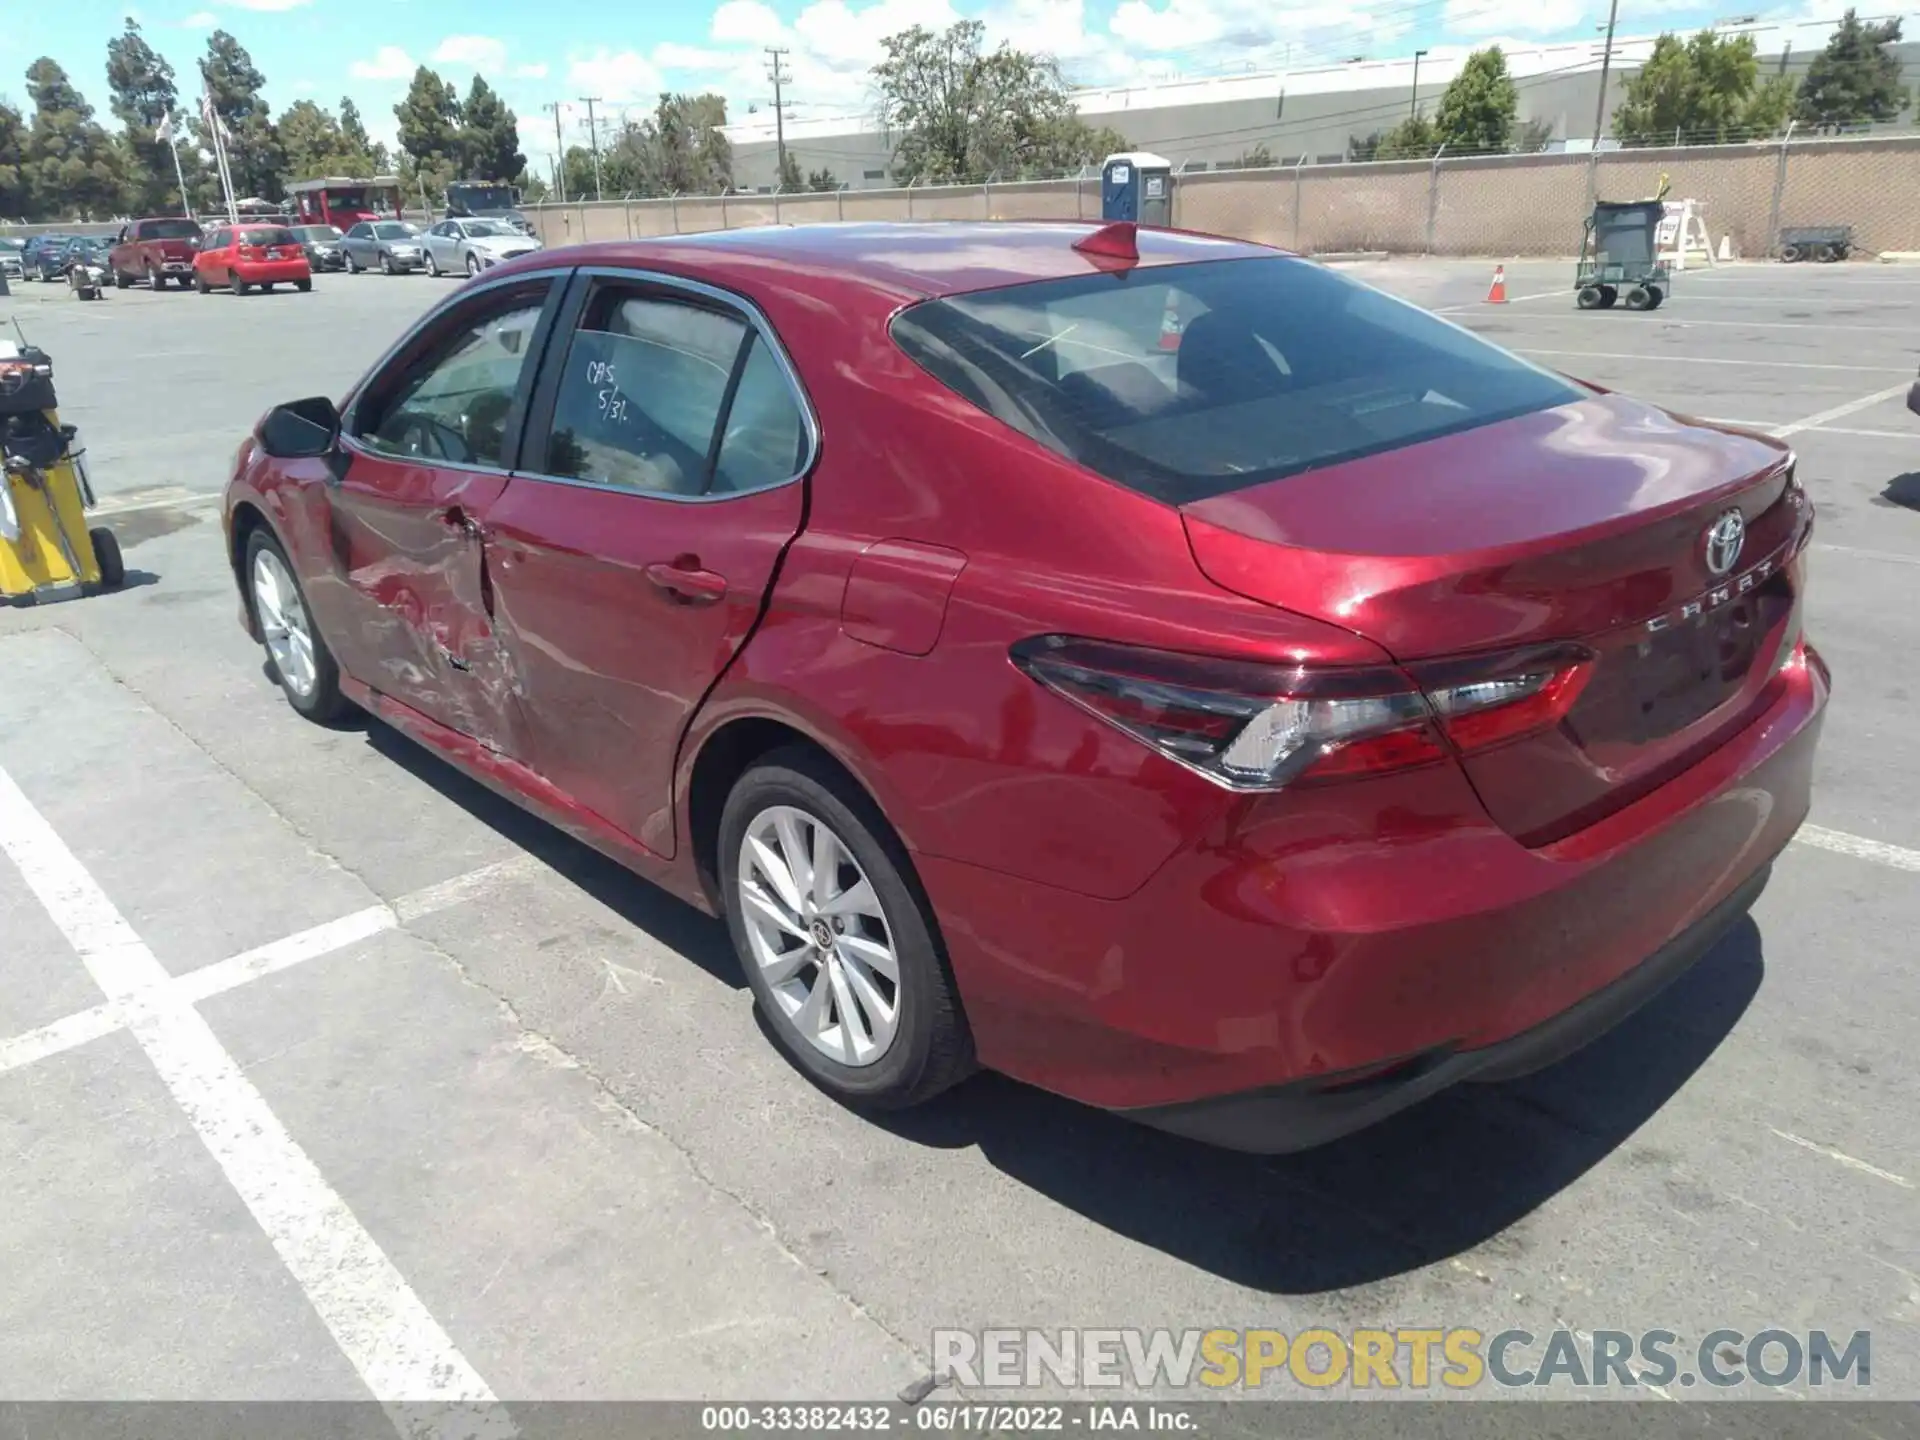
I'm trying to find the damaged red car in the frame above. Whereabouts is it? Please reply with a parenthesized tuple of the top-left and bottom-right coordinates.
(222, 223, 1826, 1152)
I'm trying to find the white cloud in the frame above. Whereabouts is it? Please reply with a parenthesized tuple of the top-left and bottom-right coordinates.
(791, 0, 961, 69)
(180, 10, 217, 26)
(513, 61, 550, 79)
(223, 0, 311, 11)
(432, 34, 509, 75)
(567, 47, 666, 100)
(349, 46, 417, 81)
(712, 1, 784, 43)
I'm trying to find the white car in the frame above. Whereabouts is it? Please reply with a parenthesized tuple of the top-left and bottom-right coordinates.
(423, 218, 542, 277)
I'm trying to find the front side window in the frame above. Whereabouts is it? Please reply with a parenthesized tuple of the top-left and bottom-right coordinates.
(375, 223, 415, 240)
(348, 224, 371, 239)
(356, 288, 549, 469)
(891, 255, 1583, 504)
(540, 289, 748, 496)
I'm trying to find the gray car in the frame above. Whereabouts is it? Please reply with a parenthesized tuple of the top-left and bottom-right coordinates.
(423, 218, 542, 277)
(0, 238, 23, 279)
(341, 220, 426, 275)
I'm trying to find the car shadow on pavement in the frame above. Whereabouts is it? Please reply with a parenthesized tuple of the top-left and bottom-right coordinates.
(1877, 472, 1920, 510)
(360, 718, 746, 990)
(877, 920, 1764, 1294)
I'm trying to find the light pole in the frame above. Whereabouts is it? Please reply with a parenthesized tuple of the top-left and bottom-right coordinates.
(1410, 49, 1428, 119)
(1591, 0, 1621, 147)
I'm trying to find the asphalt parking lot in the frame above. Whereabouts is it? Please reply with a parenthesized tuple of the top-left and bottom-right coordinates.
(2, 251, 1917, 1418)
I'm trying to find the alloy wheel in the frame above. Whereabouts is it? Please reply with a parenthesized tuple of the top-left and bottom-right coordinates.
(738, 805, 900, 1068)
(252, 548, 317, 698)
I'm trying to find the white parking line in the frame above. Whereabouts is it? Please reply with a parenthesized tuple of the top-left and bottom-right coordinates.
(1769, 1128, 1914, 1189)
(1815, 542, 1920, 568)
(0, 765, 515, 1436)
(1793, 823, 1920, 873)
(1771, 383, 1915, 438)
(0, 854, 545, 1078)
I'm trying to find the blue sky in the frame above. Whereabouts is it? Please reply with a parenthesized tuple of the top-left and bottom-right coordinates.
(5, 0, 1868, 171)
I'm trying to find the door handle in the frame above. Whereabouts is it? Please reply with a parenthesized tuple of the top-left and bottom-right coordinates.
(644, 559, 727, 605)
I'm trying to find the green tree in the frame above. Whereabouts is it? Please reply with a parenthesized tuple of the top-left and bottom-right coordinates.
(277, 99, 364, 179)
(777, 148, 804, 190)
(0, 99, 28, 218)
(457, 76, 523, 181)
(1795, 10, 1908, 129)
(198, 31, 283, 200)
(1374, 114, 1439, 159)
(339, 97, 389, 172)
(395, 66, 462, 171)
(1236, 143, 1277, 168)
(1433, 46, 1518, 152)
(23, 58, 125, 219)
(1612, 30, 1787, 144)
(560, 144, 598, 200)
(106, 17, 198, 213)
(873, 21, 1127, 183)
(806, 165, 838, 191)
(1514, 116, 1555, 152)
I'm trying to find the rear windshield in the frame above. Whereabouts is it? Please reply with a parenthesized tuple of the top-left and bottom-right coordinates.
(139, 219, 202, 239)
(889, 256, 1583, 504)
(293, 225, 341, 241)
(242, 227, 297, 246)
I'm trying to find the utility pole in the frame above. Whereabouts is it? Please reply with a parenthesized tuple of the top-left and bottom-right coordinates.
(544, 101, 567, 203)
(578, 96, 605, 200)
(1410, 49, 1428, 119)
(1591, 0, 1621, 148)
(765, 47, 792, 185)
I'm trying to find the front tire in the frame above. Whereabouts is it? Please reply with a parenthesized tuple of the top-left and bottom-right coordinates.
(113, 269, 131, 289)
(466, 252, 482, 277)
(295, 278, 312, 292)
(425, 250, 440, 276)
(195, 272, 211, 293)
(719, 748, 974, 1110)
(381, 253, 395, 276)
(245, 528, 346, 723)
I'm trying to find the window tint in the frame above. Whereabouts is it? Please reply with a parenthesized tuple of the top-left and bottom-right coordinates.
(241, 227, 296, 246)
(890, 256, 1583, 504)
(541, 290, 748, 496)
(204, 229, 229, 249)
(358, 291, 548, 469)
(375, 223, 415, 239)
(712, 337, 808, 493)
(348, 224, 371, 238)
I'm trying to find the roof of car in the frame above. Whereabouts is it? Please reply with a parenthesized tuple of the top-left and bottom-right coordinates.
(519, 222, 1279, 302)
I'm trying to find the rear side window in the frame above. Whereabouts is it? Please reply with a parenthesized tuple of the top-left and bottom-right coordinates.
(542, 291, 747, 496)
(138, 219, 201, 240)
(890, 256, 1583, 504)
(712, 338, 807, 494)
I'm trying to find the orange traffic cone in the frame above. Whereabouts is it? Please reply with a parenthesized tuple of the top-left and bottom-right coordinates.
(1486, 265, 1508, 303)
(1157, 292, 1182, 351)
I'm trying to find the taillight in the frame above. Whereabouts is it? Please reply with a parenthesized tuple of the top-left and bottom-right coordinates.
(1010, 636, 1594, 792)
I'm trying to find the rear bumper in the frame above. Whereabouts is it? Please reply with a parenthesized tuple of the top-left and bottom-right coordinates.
(234, 260, 311, 282)
(1126, 856, 1773, 1152)
(921, 643, 1828, 1134)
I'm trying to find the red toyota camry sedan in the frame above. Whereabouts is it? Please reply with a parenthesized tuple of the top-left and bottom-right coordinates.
(221, 222, 1826, 1152)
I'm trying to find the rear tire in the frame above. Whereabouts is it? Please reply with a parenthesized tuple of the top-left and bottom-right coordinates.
(88, 528, 124, 591)
(719, 747, 974, 1111)
(195, 272, 210, 293)
(1779, 243, 1803, 263)
(1577, 284, 1604, 309)
(1645, 284, 1665, 310)
(1813, 242, 1839, 263)
(232, 276, 250, 295)
(295, 278, 311, 293)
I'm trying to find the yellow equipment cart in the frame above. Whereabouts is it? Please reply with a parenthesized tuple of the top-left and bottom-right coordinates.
(1, 338, 124, 605)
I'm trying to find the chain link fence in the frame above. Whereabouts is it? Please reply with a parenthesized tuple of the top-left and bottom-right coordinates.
(523, 133, 1920, 259)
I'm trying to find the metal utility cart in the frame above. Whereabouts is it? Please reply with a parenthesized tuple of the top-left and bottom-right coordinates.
(0, 333, 124, 605)
(1576, 199, 1671, 311)
(1778, 225, 1853, 263)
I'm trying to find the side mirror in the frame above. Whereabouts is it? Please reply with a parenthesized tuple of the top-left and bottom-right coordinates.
(258, 396, 341, 460)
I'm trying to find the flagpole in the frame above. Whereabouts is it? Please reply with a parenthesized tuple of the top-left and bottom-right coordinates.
(160, 113, 192, 217)
(200, 65, 239, 225)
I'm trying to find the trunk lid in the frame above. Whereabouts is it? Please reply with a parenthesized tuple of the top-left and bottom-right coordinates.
(1182, 393, 1809, 844)
(155, 239, 197, 262)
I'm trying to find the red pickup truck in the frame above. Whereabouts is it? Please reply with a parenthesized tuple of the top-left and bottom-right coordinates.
(108, 216, 205, 290)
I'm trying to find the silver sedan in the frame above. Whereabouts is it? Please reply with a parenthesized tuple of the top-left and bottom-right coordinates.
(423, 219, 542, 278)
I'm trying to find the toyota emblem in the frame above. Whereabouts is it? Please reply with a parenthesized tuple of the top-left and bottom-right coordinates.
(1703, 509, 1746, 577)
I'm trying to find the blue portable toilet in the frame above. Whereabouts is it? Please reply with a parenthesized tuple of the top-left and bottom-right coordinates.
(1100, 152, 1174, 226)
